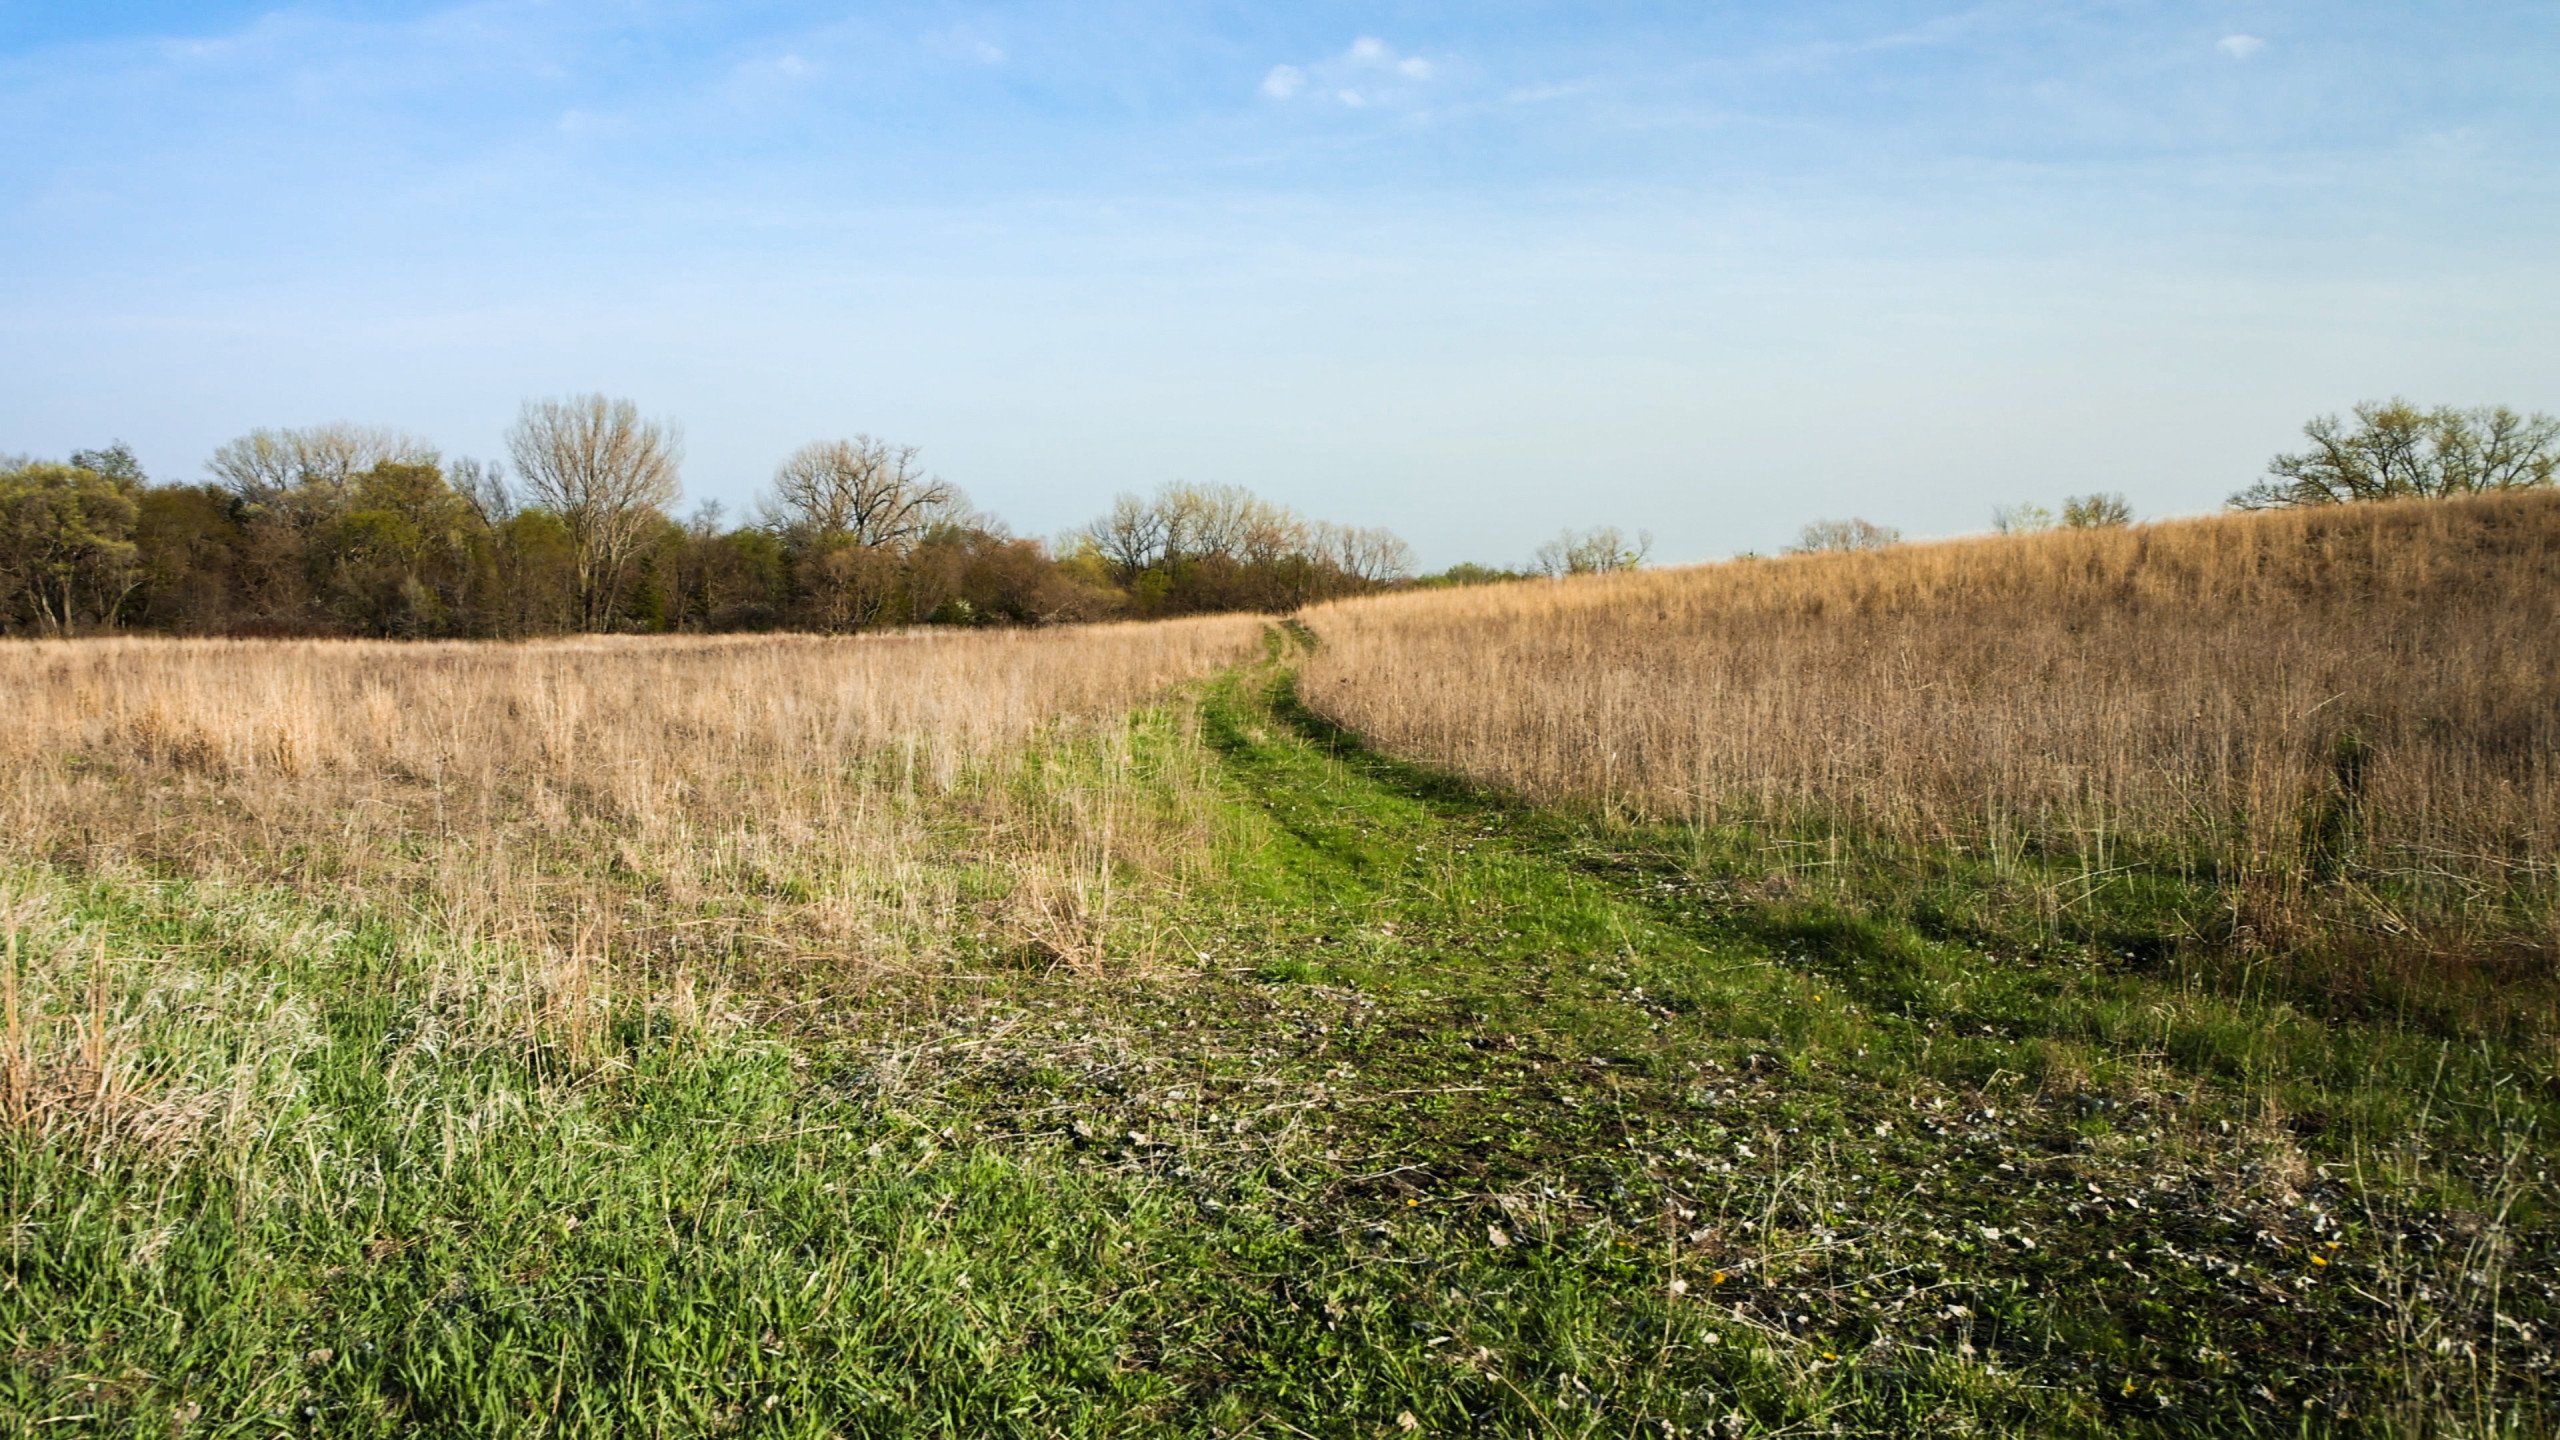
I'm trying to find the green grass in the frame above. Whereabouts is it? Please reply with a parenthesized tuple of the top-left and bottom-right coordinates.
(5, 638, 2552, 1436)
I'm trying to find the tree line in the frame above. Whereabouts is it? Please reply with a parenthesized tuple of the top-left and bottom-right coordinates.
(0, 396, 1424, 638)
(11, 395, 2550, 635)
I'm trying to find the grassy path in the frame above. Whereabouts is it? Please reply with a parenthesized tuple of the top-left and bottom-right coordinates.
(5, 640, 2550, 1437)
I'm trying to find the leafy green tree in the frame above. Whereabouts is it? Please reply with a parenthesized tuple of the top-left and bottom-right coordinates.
(907, 523, 1118, 626)
(492, 510, 580, 635)
(131, 484, 247, 631)
(2234, 399, 2560, 508)
(310, 461, 484, 635)
(2061, 492, 2133, 528)
(68, 441, 147, 488)
(0, 462, 141, 634)
(1415, 562, 1530, 588)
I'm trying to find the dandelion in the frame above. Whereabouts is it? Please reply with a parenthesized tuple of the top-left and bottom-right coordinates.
(1711, 1270, 1727, 1285)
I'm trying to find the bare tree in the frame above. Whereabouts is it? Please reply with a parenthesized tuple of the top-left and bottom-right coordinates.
(1085, 493, 1168, 584)
(505, 395, 682, 630)
(1534, 525, 1652, 577)
(2234, 400, 2560, 508)
(1315, 522, 1417, 586)
(763, 437, 960, 551)
(1993, 502, 2055, 534)
(207, 423, 440, 522)
(1789, 518, 1901, 554)
(449, 457, 516, 527)
(1156, 482, 1301, 565)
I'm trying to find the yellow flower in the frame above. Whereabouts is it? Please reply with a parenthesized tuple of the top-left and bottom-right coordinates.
(1711, 1270, 1727, 1285)
(2310, 1254, 2328, 1267)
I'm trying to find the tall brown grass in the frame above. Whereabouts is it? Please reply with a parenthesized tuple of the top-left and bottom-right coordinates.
(1300, 492, 2560, 998)
(4, 617, 1263, 1154)
(2, 619, 1262, 990)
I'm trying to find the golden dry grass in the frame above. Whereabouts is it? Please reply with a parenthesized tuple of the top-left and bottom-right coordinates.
(1301, 492, 2560, 981)
(1, 618, 1262, 1151)
(2, 619, 1262, 981)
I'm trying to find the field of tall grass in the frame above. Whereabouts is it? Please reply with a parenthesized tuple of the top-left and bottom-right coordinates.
(6, 511, 2556, 1435)
(1301, 491, 2560, 1028)
(0, 620, 1260, 1150)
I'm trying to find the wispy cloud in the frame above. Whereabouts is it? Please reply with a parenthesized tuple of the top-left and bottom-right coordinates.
(1258, 35, 1440, 106)
(2217, 34, 2266, 60)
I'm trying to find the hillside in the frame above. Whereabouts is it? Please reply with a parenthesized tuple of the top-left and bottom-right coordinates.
(1302, 491, 2560, 1031)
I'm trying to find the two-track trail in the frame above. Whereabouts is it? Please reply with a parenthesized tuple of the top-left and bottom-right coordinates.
(839, 630, 2546, 1434)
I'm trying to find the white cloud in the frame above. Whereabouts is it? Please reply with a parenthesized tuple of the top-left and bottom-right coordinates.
(1261, 37, 1439, 106)
(2217, 34, 2265, 60)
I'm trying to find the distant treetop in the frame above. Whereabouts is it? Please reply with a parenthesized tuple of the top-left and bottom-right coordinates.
(2235, 400, 2559, 509)
(1790, 517, 1901, 554)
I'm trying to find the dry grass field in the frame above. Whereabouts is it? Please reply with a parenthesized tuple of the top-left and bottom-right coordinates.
(5, 516, 2556, 1437)
(1301, 491, 2560, 1022)
(1, 620, 1259, 1155)
(7, 620, 1260, 956)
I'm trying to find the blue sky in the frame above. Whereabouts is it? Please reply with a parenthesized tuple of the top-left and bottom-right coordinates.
(3, 2, 2554, 564)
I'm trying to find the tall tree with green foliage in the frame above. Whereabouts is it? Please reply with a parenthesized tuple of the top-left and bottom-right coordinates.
(310, 461, 487, 636)
(2234, 399, 2560, 508)
(0, 462, 141, 634)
